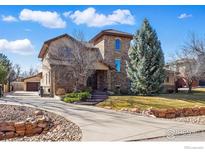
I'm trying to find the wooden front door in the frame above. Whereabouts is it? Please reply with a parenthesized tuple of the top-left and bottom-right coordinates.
(87, 72, 97, 90)
(96, 70, 107, 91)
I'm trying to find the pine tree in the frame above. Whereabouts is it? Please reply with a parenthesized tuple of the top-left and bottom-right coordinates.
(127, 18, 165, 95)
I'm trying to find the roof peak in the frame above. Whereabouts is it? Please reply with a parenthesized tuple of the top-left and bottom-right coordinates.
(90, 29, 133, 43)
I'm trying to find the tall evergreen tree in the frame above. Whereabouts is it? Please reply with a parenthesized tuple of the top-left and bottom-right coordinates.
(127, 19, 165, 95)
(0, 53, 11, 84)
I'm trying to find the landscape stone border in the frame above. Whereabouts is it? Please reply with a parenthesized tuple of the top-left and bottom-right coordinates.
(0, 111, 52, 140)
(103, 106, 205, 119)
(150, 107, 205, 119)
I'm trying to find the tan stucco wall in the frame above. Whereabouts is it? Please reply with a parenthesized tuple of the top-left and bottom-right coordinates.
(11, 82, 24, 91)
(41, 53, 52, 94)
(93, 38, 105, 59)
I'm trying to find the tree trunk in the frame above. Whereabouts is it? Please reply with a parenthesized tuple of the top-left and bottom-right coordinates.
(175, 81, 178, 93)
(188, 84, 192, 93)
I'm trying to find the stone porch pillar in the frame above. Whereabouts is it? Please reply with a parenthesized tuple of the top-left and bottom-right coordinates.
(107, 70, 112, 91)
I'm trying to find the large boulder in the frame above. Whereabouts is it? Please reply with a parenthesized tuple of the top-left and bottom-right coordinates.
(199, 107, 205, 115)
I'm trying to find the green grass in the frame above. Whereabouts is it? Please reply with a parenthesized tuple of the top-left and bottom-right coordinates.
(97, 88, 205, 110)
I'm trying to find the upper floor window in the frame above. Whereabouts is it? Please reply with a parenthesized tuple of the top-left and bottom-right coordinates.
(115, 39, 121, 51)
(115, 59, 121, 72)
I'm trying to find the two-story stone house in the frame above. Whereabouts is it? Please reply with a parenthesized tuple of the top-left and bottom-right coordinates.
(38, 29, 133, 96)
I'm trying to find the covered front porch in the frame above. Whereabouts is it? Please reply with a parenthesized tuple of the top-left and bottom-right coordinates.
(87, 61, 112, 91)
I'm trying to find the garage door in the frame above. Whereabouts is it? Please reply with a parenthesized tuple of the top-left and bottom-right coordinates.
(26, 82, 39, 91)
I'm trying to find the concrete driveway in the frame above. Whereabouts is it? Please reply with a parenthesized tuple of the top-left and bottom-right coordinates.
(1, 91, 205, 141)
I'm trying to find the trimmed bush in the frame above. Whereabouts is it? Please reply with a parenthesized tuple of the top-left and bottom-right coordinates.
(63, 91, 91, 103)
(63, 97, 81, 103)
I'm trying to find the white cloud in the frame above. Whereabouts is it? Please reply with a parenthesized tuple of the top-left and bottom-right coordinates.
(68, 7, 135, 27)
(19, 9, 66, 29)
(2, 15, 18, 22)
(63, 11, 72, 18)
(0, 39, 35, 55)
(178, 13, 192, 19)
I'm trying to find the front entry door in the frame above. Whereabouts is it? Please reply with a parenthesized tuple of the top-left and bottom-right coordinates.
(87, 72, 97, 90)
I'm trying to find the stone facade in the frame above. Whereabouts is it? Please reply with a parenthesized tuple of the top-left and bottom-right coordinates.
(91, 32, 132, 93)
(39, 30, 133, 96)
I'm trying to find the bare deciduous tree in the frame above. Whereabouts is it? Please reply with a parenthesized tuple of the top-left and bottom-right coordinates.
(21, 66, 39, 78)
(171, 33, 205, 93)
(44, 30, 100, 92)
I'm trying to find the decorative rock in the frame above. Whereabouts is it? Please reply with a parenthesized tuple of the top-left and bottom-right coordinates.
(166, 108, 176, 114)
(150, 109, 158, 115)
(0, 125, 15, 132)
(33, 127, 43, 134)
(34, 110, 44, 116)
(104, 106, 112, 109)
(130, 108, 140, 113)
(38, 123, 47, 128)
(0, 132, 4, 140)
(15, 125, 25, 132)
(14, 121, 25, 128)
(120, 108, 128, 112)
(36, 116, 46, 123)
(25, 129, 34, 136)
(16, 130, 25, 136)
(175, 109, 183, 117)
(157, 110, 167, 118)
(192, 108, 200, 116)
(26, 117, 35, 122)
(165, 113, 176, 119)
(199, 107, 205, 115)
(31, 121, 38, 128)
(183, 108, 194, 116)
(0, 121, 14, 127)
(5, 132, 15, 139)
(26, 121, 37, 130)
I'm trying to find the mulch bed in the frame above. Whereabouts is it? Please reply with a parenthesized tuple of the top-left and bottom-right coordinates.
(0, 104, 82, 141)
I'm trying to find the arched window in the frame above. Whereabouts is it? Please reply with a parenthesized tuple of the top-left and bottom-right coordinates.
(115, 39, 121, 51)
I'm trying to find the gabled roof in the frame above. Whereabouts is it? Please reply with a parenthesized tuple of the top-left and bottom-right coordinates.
(22, 72, 42, 81)
(89, 29, 133, 43)
(38, 34, 97, 59)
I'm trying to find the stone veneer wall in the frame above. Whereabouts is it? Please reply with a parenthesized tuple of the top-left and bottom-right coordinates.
(102, 35, 132, 93)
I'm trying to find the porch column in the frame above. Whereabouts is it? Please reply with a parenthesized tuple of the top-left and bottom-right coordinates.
(107, 70, 112, 91)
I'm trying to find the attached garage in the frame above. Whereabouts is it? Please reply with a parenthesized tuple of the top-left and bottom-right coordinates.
(26, 82, 40, 91)
(23, 73, 42, 91)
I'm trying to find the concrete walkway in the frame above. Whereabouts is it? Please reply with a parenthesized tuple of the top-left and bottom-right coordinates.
(1, 91, 205, 141)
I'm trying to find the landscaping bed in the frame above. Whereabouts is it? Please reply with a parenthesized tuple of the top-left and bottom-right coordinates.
(62, 91, 91, 103)
(0, 104, 82, 141)
(97, 88, 205, 119)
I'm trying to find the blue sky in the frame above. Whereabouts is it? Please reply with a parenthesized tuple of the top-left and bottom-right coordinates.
(0, 5, 204, 71)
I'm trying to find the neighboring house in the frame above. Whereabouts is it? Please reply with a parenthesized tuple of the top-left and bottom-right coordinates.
(162, 69, 176, 93)
(10, 77, 24, 91)
(38, 29, 133, 96)
(166, 58, 205, 88)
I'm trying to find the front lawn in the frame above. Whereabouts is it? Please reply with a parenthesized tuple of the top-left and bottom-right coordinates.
(97, 88, 205, 111)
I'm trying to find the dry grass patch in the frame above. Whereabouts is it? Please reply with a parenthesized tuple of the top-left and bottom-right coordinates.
(98, 88, 205, 111)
